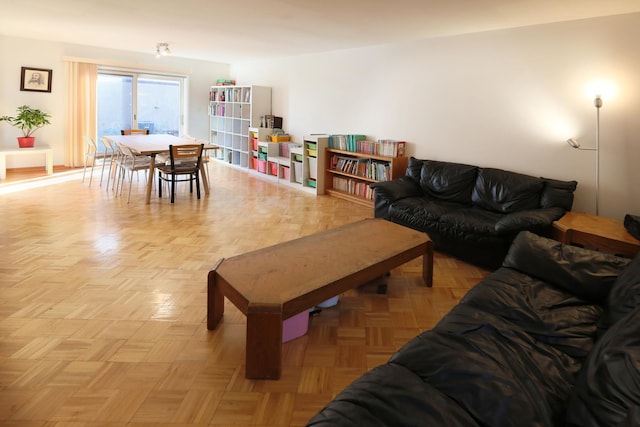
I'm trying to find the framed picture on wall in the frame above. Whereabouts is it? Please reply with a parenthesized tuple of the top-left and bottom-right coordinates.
(20, 67, 52, 93)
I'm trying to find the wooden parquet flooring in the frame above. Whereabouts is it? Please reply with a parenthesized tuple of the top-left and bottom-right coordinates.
(0, 163, 489, 426)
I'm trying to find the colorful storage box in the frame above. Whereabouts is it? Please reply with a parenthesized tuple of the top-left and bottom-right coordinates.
(251, 138, 259, 151)
(307, 179, 317, 188)
(269, 162, 278, 176)
(309, 157, 317, 179)
(281, 165, 290, 180)
(257, 159, 267, 173)
(282, 310, 309, 342)
(270, 135, 291, 142)
(293, 161, 303, 183)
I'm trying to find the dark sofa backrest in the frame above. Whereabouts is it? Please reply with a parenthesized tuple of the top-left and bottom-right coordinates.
(407, 157, 577, 212)
(472, 168, 544, 213)
(540, 177, 577, 211)
(407, 158, 478, 204)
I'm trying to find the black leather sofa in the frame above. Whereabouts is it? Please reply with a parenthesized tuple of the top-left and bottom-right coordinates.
(370, 158, 577, 269)
(307, 231, 640, 427)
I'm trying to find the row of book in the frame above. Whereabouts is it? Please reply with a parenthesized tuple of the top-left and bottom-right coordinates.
(329, 155, 392, 181)
(329, 134, 406, 157)
(332, 177, 375, 200)
(209, 87, 251, 103)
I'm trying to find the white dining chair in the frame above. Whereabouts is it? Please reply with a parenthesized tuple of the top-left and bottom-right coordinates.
(114, 143, 151, 202)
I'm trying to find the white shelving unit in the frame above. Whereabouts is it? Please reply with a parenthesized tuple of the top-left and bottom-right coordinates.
(209, 85, 271, 168)
(247, 129, 327, 194)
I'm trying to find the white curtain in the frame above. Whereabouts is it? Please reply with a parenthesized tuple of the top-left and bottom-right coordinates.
(64, 61, 97, 167)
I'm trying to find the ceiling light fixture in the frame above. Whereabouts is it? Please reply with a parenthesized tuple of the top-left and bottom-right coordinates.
(155, 43, 171, 58)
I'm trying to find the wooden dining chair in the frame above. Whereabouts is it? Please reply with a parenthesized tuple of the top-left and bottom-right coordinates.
(157, 144, 204, 203)
(120, 129, 149, 135)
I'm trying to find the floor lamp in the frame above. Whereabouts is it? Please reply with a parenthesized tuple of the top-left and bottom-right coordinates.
(566, 94, 602, 216)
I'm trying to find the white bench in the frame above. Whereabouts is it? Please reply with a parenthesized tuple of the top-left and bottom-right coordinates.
(0, 146, 53, 180)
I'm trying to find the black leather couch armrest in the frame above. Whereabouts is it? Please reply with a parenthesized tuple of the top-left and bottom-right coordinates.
(370, 177, 422, 219)
(494, 207, 565, 235)
(370, 177, 422, 202)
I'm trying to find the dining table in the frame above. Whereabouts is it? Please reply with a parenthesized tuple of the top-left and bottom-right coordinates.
(104, 134, 218, 204)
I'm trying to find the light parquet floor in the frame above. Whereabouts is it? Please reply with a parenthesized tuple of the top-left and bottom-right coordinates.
(0, 163, 489, 426)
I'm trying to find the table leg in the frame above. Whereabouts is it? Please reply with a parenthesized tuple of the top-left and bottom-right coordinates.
(45, 148, 53, 175)
(207, 269, 225, 330)
(246, 304, 283, 380)
(0, 154, 6, 180)
(145, 154, 156, 205)
(423, 241, 434, 287)
(200, 162, 210, 195)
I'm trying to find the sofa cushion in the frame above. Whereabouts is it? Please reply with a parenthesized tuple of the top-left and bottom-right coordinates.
(503, 231, 629, 303)
(438, 207, 503, 236)
(419, 160, 477, 204)
(391, 321, 581, 426)
(472, 168, 544, 213)
(540, 177, 577, 210)
(599, 252, 640, 329)
(565, 306, 640, 427)
(389, 198, 466, 231)
(306, 363, 482, 427)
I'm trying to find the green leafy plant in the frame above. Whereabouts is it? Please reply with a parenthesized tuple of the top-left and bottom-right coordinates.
(0, 105, 51, 137)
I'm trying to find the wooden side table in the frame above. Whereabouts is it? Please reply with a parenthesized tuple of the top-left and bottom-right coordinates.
(551, 212, 640, 258)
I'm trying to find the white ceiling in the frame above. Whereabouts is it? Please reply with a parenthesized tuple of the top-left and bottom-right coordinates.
(2, 0, 640, 64)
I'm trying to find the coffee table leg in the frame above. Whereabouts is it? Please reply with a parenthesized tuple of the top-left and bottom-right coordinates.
(246, 304, 283, 380)
(423, 241, 434, 287)
(207, 267, 225, 330)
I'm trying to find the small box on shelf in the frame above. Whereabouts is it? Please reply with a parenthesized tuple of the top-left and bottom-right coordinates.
(270, 135, 291, 142)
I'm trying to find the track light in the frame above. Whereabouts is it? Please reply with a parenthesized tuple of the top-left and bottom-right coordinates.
(155, 43, 171, 58)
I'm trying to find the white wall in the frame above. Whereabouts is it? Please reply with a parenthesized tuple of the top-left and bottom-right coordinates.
(0, 35, 228, 168)
(230, 13, 640, 220)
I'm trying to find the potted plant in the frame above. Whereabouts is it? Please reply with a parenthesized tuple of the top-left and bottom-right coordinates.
(0, 104, 51, 148)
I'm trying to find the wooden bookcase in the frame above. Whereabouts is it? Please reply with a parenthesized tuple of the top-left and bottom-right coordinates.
(208, 85, 271, 168)
(324, 148, 408, 207)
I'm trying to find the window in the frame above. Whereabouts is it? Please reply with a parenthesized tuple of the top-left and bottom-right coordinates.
(97, 70, 185, 149)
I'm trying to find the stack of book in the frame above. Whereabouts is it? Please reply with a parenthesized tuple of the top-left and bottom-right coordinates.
(216, 79, 236, 86)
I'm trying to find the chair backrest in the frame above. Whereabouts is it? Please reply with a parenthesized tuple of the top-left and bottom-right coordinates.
(121, 129, 149, 135)
(84, 135, 97, 152)
(101, 136, 115, 153)
(168, 144, 204, 170)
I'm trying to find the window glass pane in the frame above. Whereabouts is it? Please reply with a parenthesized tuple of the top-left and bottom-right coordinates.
(137, 76, 181, 135)
(97, 73, 133, 148)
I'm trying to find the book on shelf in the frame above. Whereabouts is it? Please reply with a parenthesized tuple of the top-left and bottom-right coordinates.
(216, 79, 236, 86)
(329, 155, 392, 181)
(329, 135, 406, 157)
(332, 177, 375, 200)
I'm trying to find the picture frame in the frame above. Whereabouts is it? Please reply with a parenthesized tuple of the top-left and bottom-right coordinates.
(20, 67, 52, 93)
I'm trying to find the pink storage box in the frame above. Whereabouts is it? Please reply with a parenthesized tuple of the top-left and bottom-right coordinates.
(282, 311, 309, 342)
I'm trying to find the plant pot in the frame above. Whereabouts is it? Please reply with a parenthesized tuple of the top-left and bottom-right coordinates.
(17, 137, 35, 148)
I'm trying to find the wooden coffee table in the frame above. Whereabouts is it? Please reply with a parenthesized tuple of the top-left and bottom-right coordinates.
(207, 218, 433, 379)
